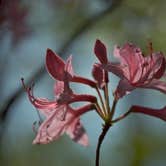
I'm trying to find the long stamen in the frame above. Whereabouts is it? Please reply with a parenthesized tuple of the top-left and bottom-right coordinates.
(21, 78, 26, 90)
(148, 41, 153, 55)
(32, 121, 38, 133)
(96, 87, 107, 117)
(94, 102, 105, 119)
(109, 98, 118, 121)
(32, 120, 43, 134)
(45, 124, 52, 139)
(35, 108, 43, 124)
(104, 83, 110, 114)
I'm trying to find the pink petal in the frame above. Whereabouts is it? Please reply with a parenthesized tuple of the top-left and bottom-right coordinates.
(26, 86, 57, 111)
(113, 45, 121, 59)
(33, 105, 70, 144)
(143, 80, 166, 94)
(65, 55, 74, 78)
(119, 43, 143, 81)
(66, 117, 89, 146)
(106, 62, 124, 78)
(113, 43, 145, 83)
(31, 98, 57, 110)
(131, 105, 166, 121)
(94, 39, 108, 64)
(92, 64, 105, 88)
(46, 49, 65, 81)
(139, 53, 165, 83)
(33, 106, 90, 146)
(32, 98, 57, 116)
(115, 79, 135, 99)
(112, 43, 166, 87)
(153, 53, 166, 79)
(54, 81, 64, 98)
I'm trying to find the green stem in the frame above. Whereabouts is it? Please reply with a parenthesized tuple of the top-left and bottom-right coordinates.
(110, 98, 118, 120)
(95, 102, 105, 119)
(112, 110, 132, 123)
(104, 84, 110, 114)
(96, 87, 107, 116)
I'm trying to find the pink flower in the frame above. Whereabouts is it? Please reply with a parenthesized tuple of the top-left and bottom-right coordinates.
(46, 49, 97, 88)
(22, 49, 97, 146)
(37, 50, 97, 119)
(24, 49, 97, 111)
(23, 79, 96, 119)
(22, 79, 96, 146)
(92, 40, 109, 88)
(94, 39, 108, 64)
(33, 104, 94, 146)
(130, 105, 166, 121)
(92, 39, 125, 89)
(109, 43, 166, 99)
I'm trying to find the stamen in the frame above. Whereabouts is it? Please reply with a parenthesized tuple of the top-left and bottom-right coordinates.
(35, 108, 43, 124)
(61, 106, 67, 120)
(21, 78, 26, 90)
(32, 121, 41, 133)
(45, 124, 53, 140)
(148, 41, 153, 55)
(54, 105, 67, 121)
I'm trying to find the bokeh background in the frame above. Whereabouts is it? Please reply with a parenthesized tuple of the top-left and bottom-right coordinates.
(1, 0, 166, 166)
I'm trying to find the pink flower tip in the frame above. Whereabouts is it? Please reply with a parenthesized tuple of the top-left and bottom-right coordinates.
(94, 39, 108, 64)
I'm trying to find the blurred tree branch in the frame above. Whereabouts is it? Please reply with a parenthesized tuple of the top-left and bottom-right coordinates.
(0, 0, 122, 136)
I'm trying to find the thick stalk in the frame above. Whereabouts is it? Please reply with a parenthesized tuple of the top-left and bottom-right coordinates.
(95, 123, 110, 166)
(95, 98, 118, 166)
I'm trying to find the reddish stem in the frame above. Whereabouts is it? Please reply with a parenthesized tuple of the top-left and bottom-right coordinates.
(95, 123, 110, 166)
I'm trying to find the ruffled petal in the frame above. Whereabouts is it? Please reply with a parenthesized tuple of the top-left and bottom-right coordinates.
(33, 105, 69, 144)
(26, 86, 57, 111)
(130, 105, 166, 121)
(106, 62, 124, 78)
(66, 117, 89, 146)
(143, 79, 166, 94)
(153, 53, 166, 79)
(119, 43, 143, 81)
(33, 106, 89, 146)
(115, 79, 135, 99)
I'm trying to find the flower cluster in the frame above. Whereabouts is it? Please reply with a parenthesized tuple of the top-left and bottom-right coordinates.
(23, 39, 166, 148)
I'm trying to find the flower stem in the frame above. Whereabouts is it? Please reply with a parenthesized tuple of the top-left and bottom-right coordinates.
(96, 87, 107, 116)
(95, 123, 110, 166)
(110, 98, 118, 119)
(104, 84, 110, 114)
(112, 110, 132, 123)
(95, 97, 118, 166)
